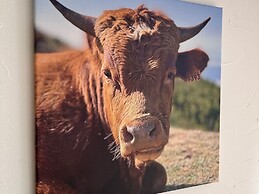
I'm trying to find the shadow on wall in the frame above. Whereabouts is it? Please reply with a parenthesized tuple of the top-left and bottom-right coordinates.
(164, 183, 201, 191)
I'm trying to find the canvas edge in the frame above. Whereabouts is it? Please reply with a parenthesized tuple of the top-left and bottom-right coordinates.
(1, 0, 259, 194)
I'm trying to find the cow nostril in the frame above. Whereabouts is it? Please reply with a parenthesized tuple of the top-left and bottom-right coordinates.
(122, 127, 134, 143)
(148, 124, 156, 138)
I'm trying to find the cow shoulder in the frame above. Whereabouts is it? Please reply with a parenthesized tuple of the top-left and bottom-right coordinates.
(35, 50, 91, 132)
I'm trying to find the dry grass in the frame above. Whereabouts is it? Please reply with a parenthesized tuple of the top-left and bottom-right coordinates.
(156, 128, 219, 192)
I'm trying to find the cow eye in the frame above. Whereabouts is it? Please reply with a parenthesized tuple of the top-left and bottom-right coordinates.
(104, 69, 112, 79)
(167, 72, 175, 80)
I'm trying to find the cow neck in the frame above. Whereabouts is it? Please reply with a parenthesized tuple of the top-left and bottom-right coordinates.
(80, 50, 114, 146)
(97, 61, 115, 146)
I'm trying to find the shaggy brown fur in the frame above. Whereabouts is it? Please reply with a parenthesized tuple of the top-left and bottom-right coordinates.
(36, 4, 209, 194)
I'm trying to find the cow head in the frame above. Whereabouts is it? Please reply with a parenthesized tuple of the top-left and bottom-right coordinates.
(50, 0, 209, 162)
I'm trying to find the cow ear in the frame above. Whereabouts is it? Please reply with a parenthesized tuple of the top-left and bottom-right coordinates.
(176, 49, 209, 81)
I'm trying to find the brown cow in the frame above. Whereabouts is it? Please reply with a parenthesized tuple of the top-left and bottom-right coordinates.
(36, 1, 210, 194)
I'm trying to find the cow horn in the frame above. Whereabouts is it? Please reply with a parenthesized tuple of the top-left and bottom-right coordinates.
(179, 17, 211, 43)
(49, 0, 96, 36)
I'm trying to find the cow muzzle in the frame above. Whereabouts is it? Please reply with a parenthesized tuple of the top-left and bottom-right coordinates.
(119, 116, 168, 162)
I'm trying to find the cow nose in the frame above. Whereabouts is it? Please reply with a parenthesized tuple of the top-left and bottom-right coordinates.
(122, 120, 157, 144)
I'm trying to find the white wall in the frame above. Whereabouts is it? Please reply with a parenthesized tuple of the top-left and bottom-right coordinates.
(0, 1, 34, 194)
(0, 0, 258, 193)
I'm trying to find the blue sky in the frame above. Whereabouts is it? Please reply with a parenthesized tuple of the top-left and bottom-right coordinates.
(35, 0, 222, 84)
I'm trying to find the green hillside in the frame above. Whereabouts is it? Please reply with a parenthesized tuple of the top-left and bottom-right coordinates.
(170, 79, 220, 131)
(35, 30, 70, 53)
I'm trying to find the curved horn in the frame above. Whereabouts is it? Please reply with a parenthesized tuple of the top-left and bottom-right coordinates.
(179, 17, 211, 43)
(50, 0, 96, 36)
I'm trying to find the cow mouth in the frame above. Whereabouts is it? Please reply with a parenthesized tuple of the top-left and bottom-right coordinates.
(134, 145, 164, 161)
(136, 145, 164, 154)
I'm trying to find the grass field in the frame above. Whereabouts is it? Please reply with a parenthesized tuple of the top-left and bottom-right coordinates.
(156, 128, 219, 192)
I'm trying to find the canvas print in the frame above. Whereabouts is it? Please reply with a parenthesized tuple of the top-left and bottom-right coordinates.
(35, 0, 222, 193)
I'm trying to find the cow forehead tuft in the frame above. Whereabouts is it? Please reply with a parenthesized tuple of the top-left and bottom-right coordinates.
(95, 5, 180, 43)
